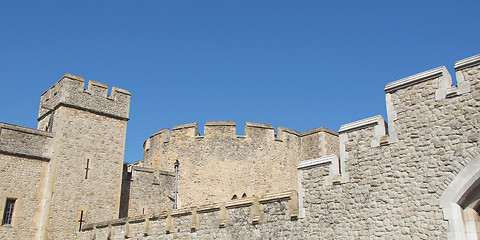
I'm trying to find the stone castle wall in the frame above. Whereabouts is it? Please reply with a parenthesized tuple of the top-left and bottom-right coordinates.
(0, 123, 53, 160)
(0, 74, 131, 240)
(0, 123, 53, 239)
(0, 154, 48, 240)
(81, 191, 300, 239)
(44, 107, 128, 239)
(1, 53, 480, 239)
(38, 74, 131, 239)
(121, 166, 175, 217)
(140, 121, 338, 208)
(80, 54, 480, 239)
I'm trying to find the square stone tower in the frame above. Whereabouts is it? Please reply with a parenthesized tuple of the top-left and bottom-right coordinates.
(36, 74, 131, 239)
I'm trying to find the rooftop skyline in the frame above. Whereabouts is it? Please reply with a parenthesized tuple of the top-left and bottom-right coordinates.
(1, 1, 479, 163)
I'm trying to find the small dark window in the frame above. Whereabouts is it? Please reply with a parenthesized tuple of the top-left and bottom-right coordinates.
(2, 199, 16, 225)
(85, 159, 90, 179)
(78, 211, 85, 231)
(242, 193, 247, 198)
(231, 194, 237, 200)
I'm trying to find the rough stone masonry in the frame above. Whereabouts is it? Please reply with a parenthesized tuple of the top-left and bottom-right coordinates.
(0, 53, 480, 239)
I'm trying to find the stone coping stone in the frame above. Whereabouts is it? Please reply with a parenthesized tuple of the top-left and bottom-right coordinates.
(298, 155, 336, 169)
(205, 121, 236, 126)
(82, 190, 294, 231)
(300, 127, 338, 137)
(171, 122, 198, 131)
(384, 66, 446, 93)
(245, 122, 274, 129)
(0, 122, 53, 138)
(455, 54, 480, 70)
(338, 115, 382, 133)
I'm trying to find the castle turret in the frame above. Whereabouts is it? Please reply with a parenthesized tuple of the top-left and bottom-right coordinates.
(140, 121, 338, 209)
(35, 74, 131, 239)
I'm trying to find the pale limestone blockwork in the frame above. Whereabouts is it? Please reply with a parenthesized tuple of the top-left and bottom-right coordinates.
(140, 121, 338, 209)
(2, 53, 480, 239)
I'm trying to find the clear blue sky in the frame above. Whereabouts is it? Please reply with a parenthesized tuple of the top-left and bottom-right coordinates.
(1, 1, 479, 163)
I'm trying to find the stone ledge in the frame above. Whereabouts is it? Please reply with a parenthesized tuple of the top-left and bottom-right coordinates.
(82, 190, 295, 231)
(278, 127, 300, 136)
(0, 122, 53, 160)
(300, 127, 338, 137)
(171, 122, 198, 131)
(245, 122, 274, 129)
(149, 128, 169, 138)
(0, 149, 50, 161)
(384, 66, 446, 93)
(157, 170, 175, 177)
(338, 115, 383, 133)
(454, 54, 480, 70)
(132, 166, 154, 173)
(63, 73, 84, 82)
(0, 122, 53, 138)
(205, 121, 236, 126)
(88, 80, 108, 88)
(39, 103, 130, 122)
(146, 122, 338, 143)
(298, 155, 335, 169)
(111, 86, 131, 96)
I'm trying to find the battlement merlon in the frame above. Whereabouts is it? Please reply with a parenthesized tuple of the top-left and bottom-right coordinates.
(82, 190, 297, 231)
(144, 121, 337, 146)
(38, 74, 131, 121)
(385, 54, 480, 99)
(339, 115, 388, 148)
(382, 54, 479, 144)
(205, 121, 236, 139)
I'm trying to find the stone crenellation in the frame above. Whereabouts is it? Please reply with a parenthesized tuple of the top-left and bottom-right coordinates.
(140, 120, 338, 208)
(81, 190, 298, 239)
(37, 74, 131, 130)
(1, 53, 480, 239)
(143, 121, 338, 148)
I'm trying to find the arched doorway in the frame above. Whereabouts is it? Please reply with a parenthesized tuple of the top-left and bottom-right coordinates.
(440, 155, 480, 240)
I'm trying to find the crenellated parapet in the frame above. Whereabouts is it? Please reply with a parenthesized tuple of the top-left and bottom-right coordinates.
(144, 121, 338, 148)
(338, 54, 480, 150)
(335, 54, 480, 195)
(143, 121, 338, 166)
(38, 74, 131, 122)
(81, 190, 298, 239)
(383, 54, 479, 144)
(140, 121, 338, 208)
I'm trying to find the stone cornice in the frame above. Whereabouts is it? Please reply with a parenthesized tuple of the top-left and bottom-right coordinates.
(338, 115, 382, 133)
(171, 122, 198, 131)
(205, 121, 236, 126)
(454, 54, 480, 70)
(0, 122, 53, 138)
(298, 155, 336, 169)
(82, 190, 295, 231)
(384, 66, 446, 93)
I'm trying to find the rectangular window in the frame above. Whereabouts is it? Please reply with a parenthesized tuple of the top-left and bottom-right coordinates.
(78, 210, 85, 231)
(85, 159, 90, 179)
(2, 199, 15, 225)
